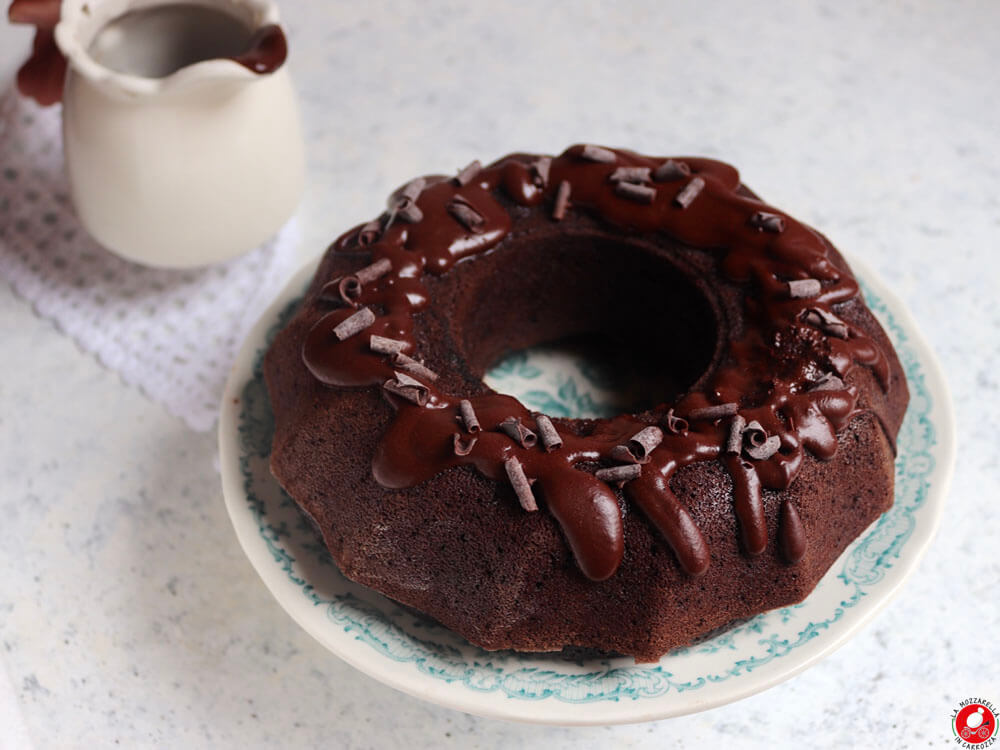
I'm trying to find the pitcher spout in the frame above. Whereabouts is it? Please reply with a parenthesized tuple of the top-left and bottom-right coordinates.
(55, 0, 288, 99)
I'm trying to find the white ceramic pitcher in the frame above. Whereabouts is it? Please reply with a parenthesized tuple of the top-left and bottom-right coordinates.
(54, 0, 305, 268)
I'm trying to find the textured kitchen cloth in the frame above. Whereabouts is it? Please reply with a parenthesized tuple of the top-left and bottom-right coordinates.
(0, 86, 301, 431)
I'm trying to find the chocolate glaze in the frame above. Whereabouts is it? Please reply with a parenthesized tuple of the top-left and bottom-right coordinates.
(231, 23, 287, 74)
(9, 0, 65, 106)
(300, 145, 894, 582)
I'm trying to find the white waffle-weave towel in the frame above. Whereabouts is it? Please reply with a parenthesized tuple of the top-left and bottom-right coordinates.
(0, 86, 301, 431)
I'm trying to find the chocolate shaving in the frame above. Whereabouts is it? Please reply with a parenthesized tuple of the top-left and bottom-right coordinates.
(610, 445, 640, 464)
(552, 180, 571, 221)
(726, 415, 747, 454)
(745, 434, 781, 461)
(807, 372, 846, 392)
(742, 420, 768, 448)
(383, 372, 428, 406)
(357, 219, 382, 246)
(369, 335, 408, 356)
(320, 276, 360, 306)
(393, 196, 423, 224)
(787, 278, 821, 299)
(399, 177, 426, 203)
(749, 211, 785, 233)
(453, 433, 477, 457)
(620, 426, 663, 462)
(534, 414, 562, 452)
(801, 307, 849, 339)
(595, 464, 641, 486)
(504, 457, 538, 512)
(499, 416, 537, 448)
(355, 257, 392, 285)
(609, 166, 651, 184)
(531, 157, 552, 187)
(338, 276, 361, 302)
(673, 177, 705, 209)
(687, 402, 739, 421)
(447, 196, 485, 233)
(661, 408, 689, 435)
(614, 181, 656, 204)
(333, 307, 375, 341)
(652, 159, 691, 182)
(453, 160, 482, 187)
(458, 399, 481, 433)
(580, 144, 616, 163)
(392, 352, 439, 382)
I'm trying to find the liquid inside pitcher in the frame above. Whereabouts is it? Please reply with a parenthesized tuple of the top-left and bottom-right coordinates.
(87, 3, 286, 78)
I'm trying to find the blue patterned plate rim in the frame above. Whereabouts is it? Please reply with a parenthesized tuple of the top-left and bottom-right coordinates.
(218, 253, 955, 725)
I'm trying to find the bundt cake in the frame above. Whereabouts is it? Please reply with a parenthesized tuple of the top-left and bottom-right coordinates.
(263, 145, 909, 662)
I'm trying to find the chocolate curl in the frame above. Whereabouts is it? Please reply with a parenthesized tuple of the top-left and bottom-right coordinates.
(369, 335, 408, 356)
(392, 352, 439, 382)
(614, 426, 664, 463)
(531, 156, 552, 187)
(595, 464, 641, 487)
(725, 415, 747, 454)
(742, 420, 768, 448)
(661, 408, 689, 435)
(687, 402, 739, 421)
(339, 276, 361, 301)
(320, 276, 361, 307)
(673, 177, 705, 209)
(447, 196, 485, 233)
(745, 435, 781, 461)
(356, 257, 392, 284)
(357, 219, 383, 246)
(393, 197, 423, 224)
(552, 180, 572, 221)
(749, 211, 786, 233)
(453, 160, 482, 186)
(807, 372, 846, 392)
(534, 414, 562, 452)
(399, 177, 426, 203)
(504, 457, 538, 512)
(614, 182, 656, 204)
(580, 144, 616, 163)
(652, 159, 691, 182)
(801, 307, 849, 339)
(458, 399, 481, 433)
(609, 166, 651, 184)
(610, 445, 639, 464)
(453, 433, 477, 457)
(787, 278, 821, 299)
(333, 307, 375, 341)
(499, 416, 538, 448)
(383, 371, 428, 406)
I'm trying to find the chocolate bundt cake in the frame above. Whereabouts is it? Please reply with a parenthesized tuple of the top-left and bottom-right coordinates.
(264, 145, 909, 662)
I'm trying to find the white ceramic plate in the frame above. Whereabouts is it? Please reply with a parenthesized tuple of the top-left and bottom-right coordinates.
(219, 254, 955, 725)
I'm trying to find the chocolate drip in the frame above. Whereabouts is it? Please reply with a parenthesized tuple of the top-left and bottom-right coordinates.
(304, 145, 894, 581)
(628, 473, 711, 576)
(779, 500, 807, 564)
(231, 24, 288, 74)
(540, 471, 624, 582)
(725, 456, 767, 556)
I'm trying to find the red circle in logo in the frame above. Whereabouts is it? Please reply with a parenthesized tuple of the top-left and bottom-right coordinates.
(956, 703, 998, 744)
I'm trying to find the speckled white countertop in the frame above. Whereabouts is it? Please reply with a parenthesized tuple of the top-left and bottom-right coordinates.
(1, 1, 998, 747)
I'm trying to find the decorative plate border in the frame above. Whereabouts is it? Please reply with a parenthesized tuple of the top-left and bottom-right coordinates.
(219, 255, 954, 724)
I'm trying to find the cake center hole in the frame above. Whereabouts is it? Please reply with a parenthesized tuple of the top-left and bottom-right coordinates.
(459, 231, 719, 418)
